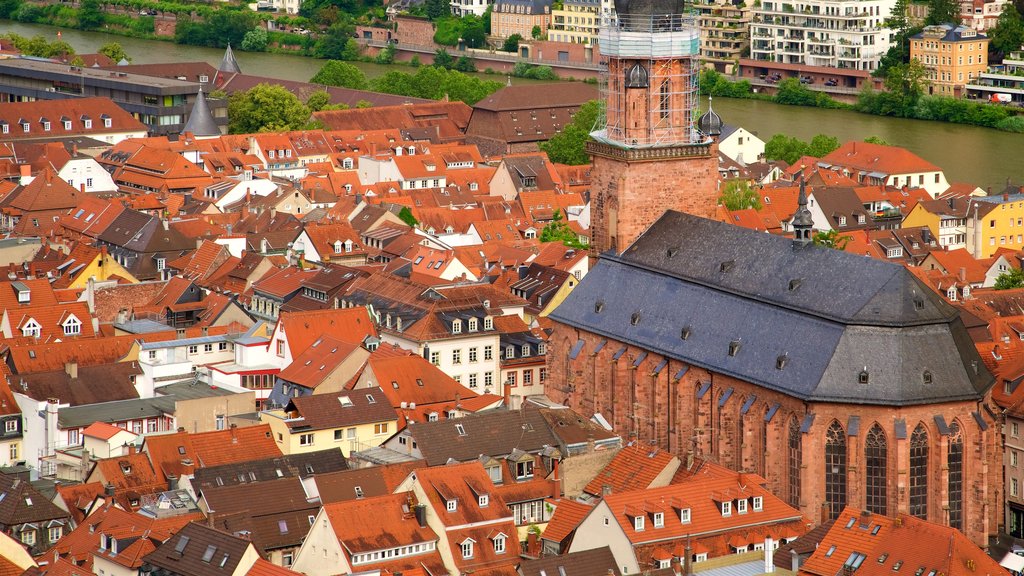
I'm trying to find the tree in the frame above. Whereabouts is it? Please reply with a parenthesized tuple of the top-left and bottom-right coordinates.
(241, 28, 269, 51)
(453, 55, 476, 72)
(375, 42, 396, 64)
(990, 5, 1024, 58)
(531, 25, 542, 39)
(539, 100, 600, 165)
(433, 48, 454, 69)
(775, 78, 817, 106)
(228, 84, 314, 134)
(502, 33, 522, 52)
(398, 206, 418, 226)
(812, 229, 851, 251)
(864, 136, 890, 145)
(807, 134, 840, 157)
(925, 0, 959, 25)
(462, 15, 486, 48)
(311, 60, 369, 89)
(995, 267, 1024, 289)
(98, 42, 130, 63)
(424, 0, 449, 19)
(314, 24, 361, 60)
(718, 180, 762, 210)
(78, 0, 104, 30)
(410, 54, 422, 67)
(0, 0, 22, 19)
(434, 17, 463, 45)
(764, 134, 808, 164)
(305, 89, 332, 112)
(540, 209, 588, 249)
(883, 59, 928, 117)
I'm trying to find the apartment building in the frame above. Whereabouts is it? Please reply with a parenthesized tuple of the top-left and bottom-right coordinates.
(749, 0, 895, 71)
(549, 0, 601, 45)
(491, 0, 553, 40)
(911, 24, 989, 97)
(696, 0, 751, 72)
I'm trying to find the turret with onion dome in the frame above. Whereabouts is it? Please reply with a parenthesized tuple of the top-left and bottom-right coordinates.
(697, 96, 723, 138)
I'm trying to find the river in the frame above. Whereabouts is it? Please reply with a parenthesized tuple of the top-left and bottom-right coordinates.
(3, 21, 1022, 189)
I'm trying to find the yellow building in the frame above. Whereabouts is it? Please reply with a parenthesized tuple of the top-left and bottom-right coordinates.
(549, 0, 600, 44)
(911, 24, 989, 98)
(966, 193, 1024, 258)
(261, 387, 399, 457)
(901, 196, 972, 251)
(54, 244, 138, 289)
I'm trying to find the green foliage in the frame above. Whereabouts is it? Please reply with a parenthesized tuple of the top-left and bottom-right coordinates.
(1, 33, 75, 57)
(424, 0, 449, 19)
(699, 69, 754, 98)
(371, 66, 502, 105)
(773, 78, 843, 108)
(311, 60, 369, 89)
(763, 133, 839, 164)
(433, 48, 454, 69)
(540, 209, 588, 249)
(375, 42, 397, 64)
(99, 42, 130, 63)
(990, 4, 1024, 57)
(228, 83, 314, 134)
(719, 180, 762, 210)
(531, 24, 542, 39)
(0, 0, 23, 19)
(513, 62, 558, 80)
(356, 99, 372, 108)
(175, 10, 258, 48)
(997, 115, 1024, 132)
(398, 206, 418, 226)
(77, 0, 104, 30)
(305, 89, 332, 112)
(539, 100, 600, 165)
(502, 33, 522, 53)
(410, 54, 422, 67)
(995, 267, 1024, 289)
(241, 27, 269, 51)
(70, 55, 86, 66)
(12, 3, 42, 22)
(925, 0, 960, 25)
(462, 14, 485, 46)
(813, 230, 851, 251)
(864, 136, 890, 145)
(434, 16, 463, 46)
(453, 55, 476, 72)
(858, 59, 927, 117)
(315, 30, 361, 60)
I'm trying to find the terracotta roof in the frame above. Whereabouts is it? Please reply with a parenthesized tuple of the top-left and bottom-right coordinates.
(83, 421, 129, 440)
(584, 444, 678, 497)
(800, 506, 1003, 576)
(143, 425, 282, 477)
(821, 142, 941, 177)
(0, 97, 146, 141)
(363, 353, 478, 413)
(541, 499, 594, 544)
(13, 361, 141, 405)
(314, 102, 472, 142)
(54, 482, 106, 524)
(519, 547, 620, 576)
(0, 472, 69, 527)
(143, 522, 255, 576)
(276, 307, 378, 355)
(323, 491, 439, 556)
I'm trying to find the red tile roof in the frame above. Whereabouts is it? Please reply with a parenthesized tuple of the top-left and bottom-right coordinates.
(83, 421, 128, 440)
(584, 444, 678, 497)
(276, 307, 378, 356)
(0, 97, 146, 141)
(541, 499, 593, 544)
(822, 141, 941, 177)
(144, 425, 282, 477)
(276, 335, 360, 389)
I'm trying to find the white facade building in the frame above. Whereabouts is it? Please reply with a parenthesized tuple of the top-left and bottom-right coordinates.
(749, 0, 896, 71)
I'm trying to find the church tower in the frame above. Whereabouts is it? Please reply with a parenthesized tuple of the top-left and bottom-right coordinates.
(588, 0, 720, 256)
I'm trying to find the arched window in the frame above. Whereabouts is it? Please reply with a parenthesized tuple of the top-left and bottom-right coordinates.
(825, 420, 847, 520)
(788, 417, 801, 508)
(909, 424, 928, 518)
(865, 424, 887, 514)
(948, 421, 963, 530)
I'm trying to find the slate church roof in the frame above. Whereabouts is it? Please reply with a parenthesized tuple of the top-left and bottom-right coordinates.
(549, 211, 993, 406)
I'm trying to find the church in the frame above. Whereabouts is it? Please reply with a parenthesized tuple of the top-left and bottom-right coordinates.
(544, 0, 1002, 547)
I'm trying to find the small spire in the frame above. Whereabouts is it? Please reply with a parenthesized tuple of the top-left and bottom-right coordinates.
(219, 43, 242, 74)
(181, 87, 220, 138)
(792, 173, 814, 245)
(696, 95, 723, 137)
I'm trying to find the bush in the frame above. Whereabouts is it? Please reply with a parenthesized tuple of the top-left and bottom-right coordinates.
(997, 115, 1024, 133)
(241, 27, 269, 51)
(512, 62, 558, 80)
(12, 3, 42, 22)
(502, 33, 522, 52)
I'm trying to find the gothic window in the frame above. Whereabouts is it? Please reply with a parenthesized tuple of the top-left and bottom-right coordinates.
(948, 421, 963, 530)
(658, 80, 671, 122)
(788, 417, 801, 508)
(625, 62, 649, 88)
(909, 424, 928, 519)
(865, 424, 887, 515)
(824, 420, 847, 520)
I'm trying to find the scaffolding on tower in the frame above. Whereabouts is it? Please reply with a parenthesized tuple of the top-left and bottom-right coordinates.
(592, 9, 706, 148)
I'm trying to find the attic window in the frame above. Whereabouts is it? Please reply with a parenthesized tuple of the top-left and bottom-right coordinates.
(447, 499, 457, 512)
(913, 298, 924, 310)
(366, 394, 376, 404)
(595, 301, 605, 314)
(923, 371, 932, 384)
(456, 424, 466, 436)
(666, 247, 678, 258)
(776, 354, 788, 370)
(858, 369, 870, 384)
(201, 545, 218, 563)
(339, 396, 353, 407)
(680, 326, 691, 340)
(630, 312, 641, 326)
(728, 340, 741, 357)
(788, 278, 802, 291)
(720, 260, 735, 273)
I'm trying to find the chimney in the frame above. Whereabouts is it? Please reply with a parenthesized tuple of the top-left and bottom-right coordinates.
(79, 183, 85, 194)
(602, 484, 612, 497)
(127, 443, 137, 455)
(162, 219, 169, 231)
(685, 538, 694, 576)
(1005, 192, 1011, 202)
(80, 447, 90, 478)
(959, 267, 967, 282)
(764, 537, 775, 573)
(167, 474, 179, 491)
(270, 207, 277, 219)
(549, 458, 561, 499)
(671, 557, 683, 576)
(414, 504, 427, 527)
(65, 361, 78, 379)
(503, 380, 511, 406)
